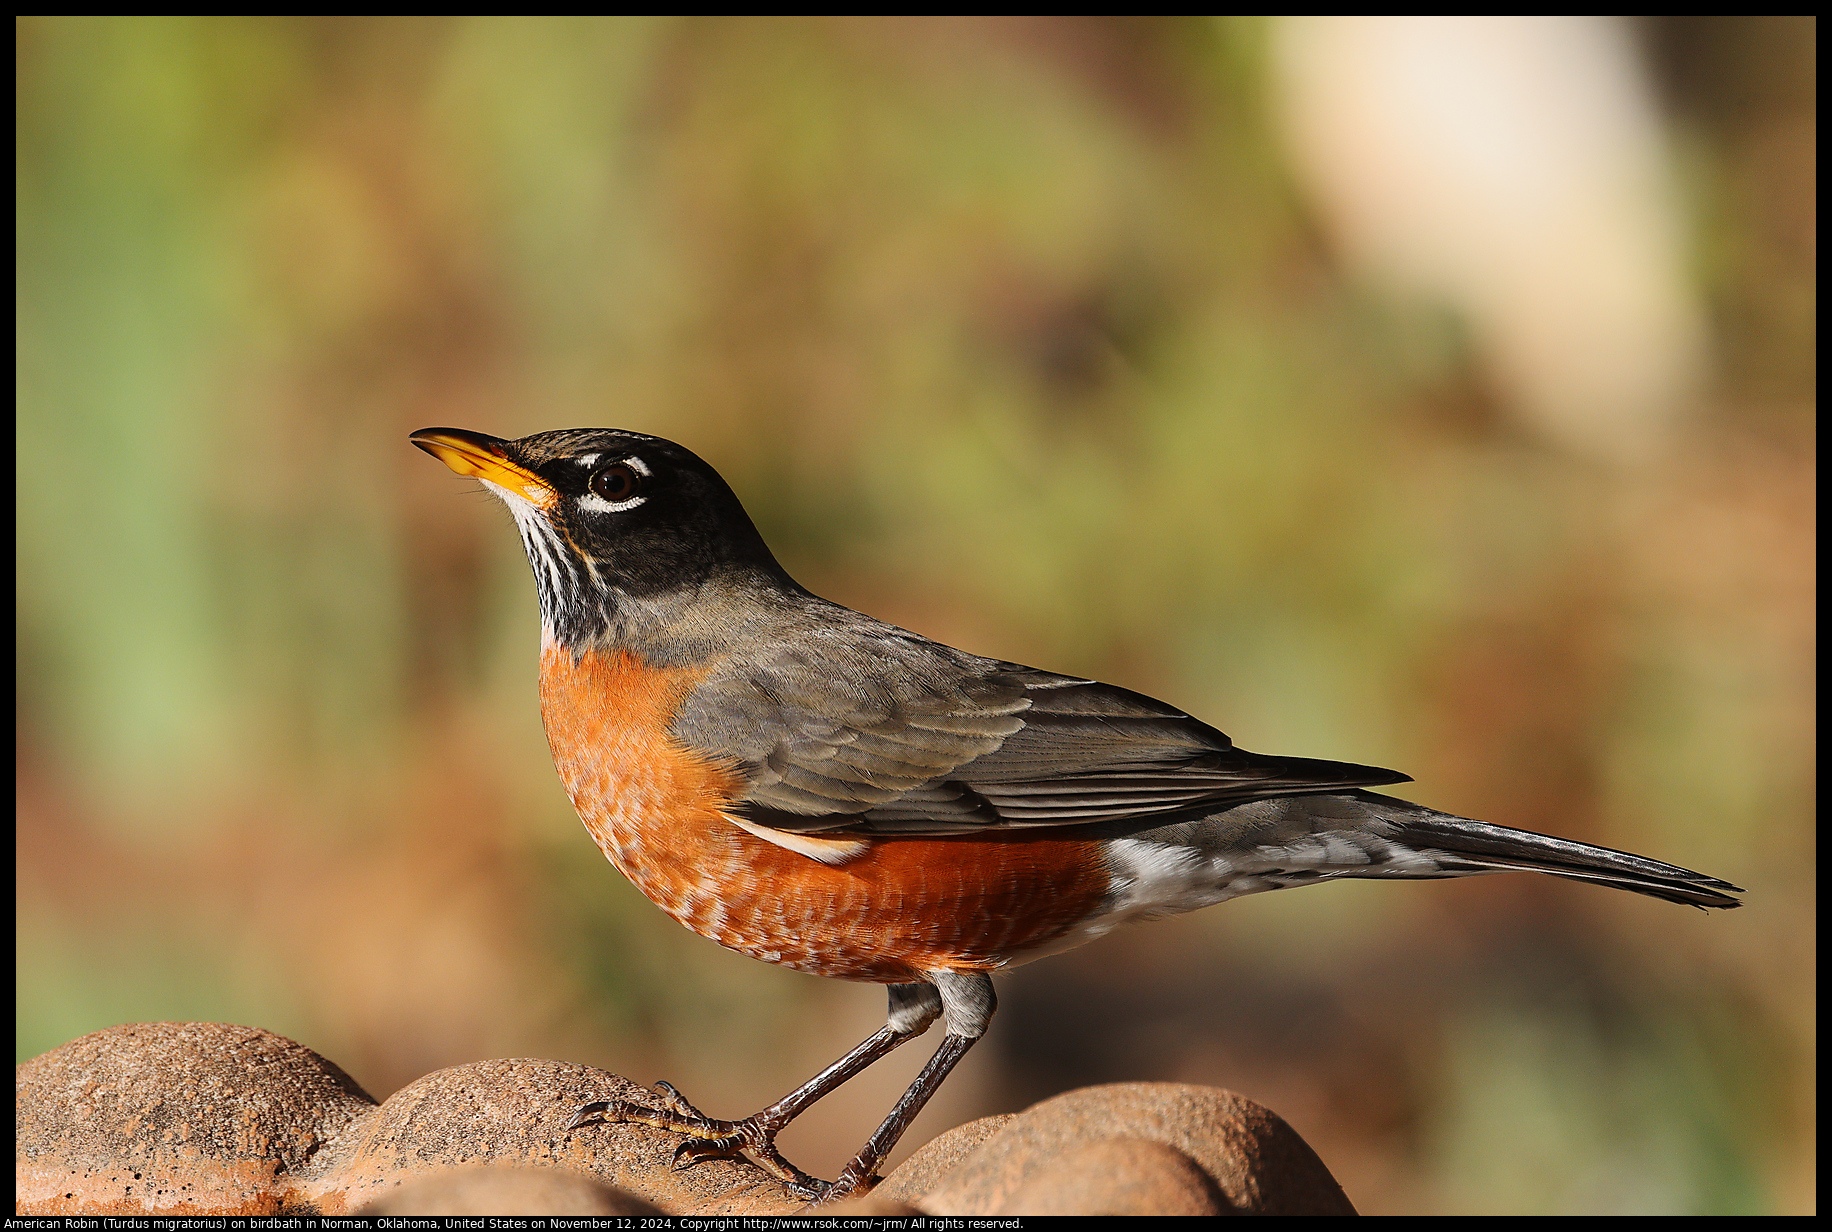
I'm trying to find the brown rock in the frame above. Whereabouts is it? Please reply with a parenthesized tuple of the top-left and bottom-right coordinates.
(355, 1164, 662, 1215)
(15, 1022, 376, 1215)
(17, 1026, 1354, 1218)
(994, 1136, 1227, 1216)
(870, 1113, 1016, 1207)
(300, 1057, 805, 1215)
(918, 1082, 1355, 1216)
(819, 1192, 925, 1216)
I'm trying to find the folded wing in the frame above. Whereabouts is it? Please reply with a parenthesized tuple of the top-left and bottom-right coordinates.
(666, 610, 1408, 838)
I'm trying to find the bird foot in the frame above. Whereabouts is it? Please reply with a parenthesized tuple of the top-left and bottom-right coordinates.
(568, 1081, 829, 1199)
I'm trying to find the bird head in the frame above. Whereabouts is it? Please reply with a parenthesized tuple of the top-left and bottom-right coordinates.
(411, 427, 791, 651)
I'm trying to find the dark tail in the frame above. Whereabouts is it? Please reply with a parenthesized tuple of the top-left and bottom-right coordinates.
(1352, 790, 1743, 910)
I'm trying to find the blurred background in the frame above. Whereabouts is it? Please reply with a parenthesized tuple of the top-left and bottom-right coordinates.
(15, 16, 1813, 1214)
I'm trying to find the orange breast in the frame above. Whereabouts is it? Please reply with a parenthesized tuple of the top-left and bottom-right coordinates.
(538, 645, 1112, 983)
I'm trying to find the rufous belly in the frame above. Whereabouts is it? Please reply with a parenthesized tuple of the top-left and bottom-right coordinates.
(539, 646, 1112, 982)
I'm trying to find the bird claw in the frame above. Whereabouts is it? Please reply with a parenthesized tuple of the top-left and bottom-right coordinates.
(670, 1133, 743, 1166)
(648, 1080, 703, 1119)
(821, 1165, 877, 1205)
(565, 1099, 612, 1131)
(567, 1083, 828, 1197)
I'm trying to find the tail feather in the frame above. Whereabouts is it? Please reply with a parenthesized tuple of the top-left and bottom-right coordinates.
(1084, 792, 1742, 927)
(1361, 793, 1743, 911)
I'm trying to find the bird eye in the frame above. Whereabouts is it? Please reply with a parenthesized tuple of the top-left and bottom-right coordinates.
(590, 463, 643, 504)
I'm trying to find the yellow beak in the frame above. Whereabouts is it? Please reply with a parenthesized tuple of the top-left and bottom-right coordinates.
(410, 428, 556, 507)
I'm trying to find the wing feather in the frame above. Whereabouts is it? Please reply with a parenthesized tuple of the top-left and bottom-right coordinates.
(667, 607, 1408, 839)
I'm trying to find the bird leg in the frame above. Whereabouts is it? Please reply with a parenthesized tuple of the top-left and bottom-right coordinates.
(821, 970, 995, 1202)
(824, 1029, 979, 1201)
(567, 981, 947, 1198)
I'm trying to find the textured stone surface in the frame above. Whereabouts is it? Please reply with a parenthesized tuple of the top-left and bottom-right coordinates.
(990, 1136, 1227, 1215)
(17, 1025, 1355, 1216)
(16, 1022, 376, 1215)
(301, 1058, 803, 1215)
(917, 1082, 1356, 1216)
(355, 1165, 663, 1215)
(821, 1191, 925, 1216)
(869, 1113, 1016, 1207)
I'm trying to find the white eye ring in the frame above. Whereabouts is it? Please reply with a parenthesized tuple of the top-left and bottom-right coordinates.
(578, 456, 650, 513)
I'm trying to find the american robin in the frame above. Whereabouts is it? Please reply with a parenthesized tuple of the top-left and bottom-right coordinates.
(411, 425, 1741, 1202)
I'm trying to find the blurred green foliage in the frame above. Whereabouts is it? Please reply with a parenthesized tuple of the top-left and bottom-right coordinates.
(16, 16, 1813, 1213)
